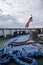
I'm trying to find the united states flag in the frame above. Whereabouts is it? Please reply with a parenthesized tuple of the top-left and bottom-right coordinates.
(25, 15, 32, 28)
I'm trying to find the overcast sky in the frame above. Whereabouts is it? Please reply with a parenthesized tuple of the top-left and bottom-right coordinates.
(0, 0, 43, 28)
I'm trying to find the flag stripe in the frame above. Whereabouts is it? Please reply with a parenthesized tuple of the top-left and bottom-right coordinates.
(25, 16, 32, 28)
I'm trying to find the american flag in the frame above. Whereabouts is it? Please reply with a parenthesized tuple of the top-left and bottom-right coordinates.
(25, 15, 32, 28)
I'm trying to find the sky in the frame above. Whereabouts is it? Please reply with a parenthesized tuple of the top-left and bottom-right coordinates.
(0, 0, 43, 28)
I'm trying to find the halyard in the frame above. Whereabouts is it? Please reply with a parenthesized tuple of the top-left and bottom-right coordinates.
(0, 37, 43, 65)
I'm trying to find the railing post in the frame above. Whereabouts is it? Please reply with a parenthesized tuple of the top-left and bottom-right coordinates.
(3, 29, 6, 38)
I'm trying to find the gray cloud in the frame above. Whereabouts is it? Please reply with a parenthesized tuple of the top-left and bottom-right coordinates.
(0, 14, 23, 28)
(6, 2, 13, 6)
(3, 0, 6, 1)
(0, 9, 3, 12)
(0, 0, 43, 28)
(0, 14, 17, 21)
(0, 0, 13, 7)
(1, 0, 6, 1)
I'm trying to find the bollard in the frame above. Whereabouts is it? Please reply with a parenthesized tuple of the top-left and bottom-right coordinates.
(30, 30, 38, 41)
